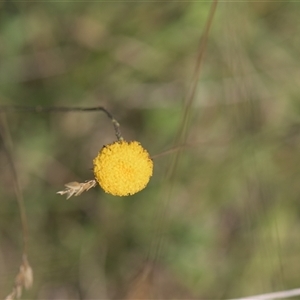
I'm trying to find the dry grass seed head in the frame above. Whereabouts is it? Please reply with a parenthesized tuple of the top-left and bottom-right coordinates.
(5, 255, 33, 300)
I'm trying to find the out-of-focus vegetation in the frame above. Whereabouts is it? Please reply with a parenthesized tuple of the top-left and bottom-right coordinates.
(1, 1, 300, 299)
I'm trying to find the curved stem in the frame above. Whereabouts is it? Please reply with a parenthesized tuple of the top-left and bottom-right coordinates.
(0, 105, 123, 141)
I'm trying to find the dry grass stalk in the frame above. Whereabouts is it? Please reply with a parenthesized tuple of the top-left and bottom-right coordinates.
(5, 255, 33, 300)
(0, 117, 32, 299)
(57, 179, 97, 199)
(125, 264, 153, 300)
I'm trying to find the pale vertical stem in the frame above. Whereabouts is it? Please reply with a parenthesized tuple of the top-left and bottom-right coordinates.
(0, 115, 29, 256)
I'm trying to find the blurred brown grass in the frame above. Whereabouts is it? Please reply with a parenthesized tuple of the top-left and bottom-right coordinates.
(1, 1, 300, 299)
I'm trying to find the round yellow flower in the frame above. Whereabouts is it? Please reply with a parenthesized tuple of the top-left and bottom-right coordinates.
(93, 140, 153, 196)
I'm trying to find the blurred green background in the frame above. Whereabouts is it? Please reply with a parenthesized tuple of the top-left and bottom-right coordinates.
(1, 1, 300, 299)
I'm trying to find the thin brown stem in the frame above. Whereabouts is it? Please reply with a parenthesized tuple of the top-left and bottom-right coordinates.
(0, 105, 123, 141)
(148, 0, 219, 265)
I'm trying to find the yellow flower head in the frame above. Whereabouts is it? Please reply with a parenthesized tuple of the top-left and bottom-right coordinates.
(93, 140, 153, 196)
